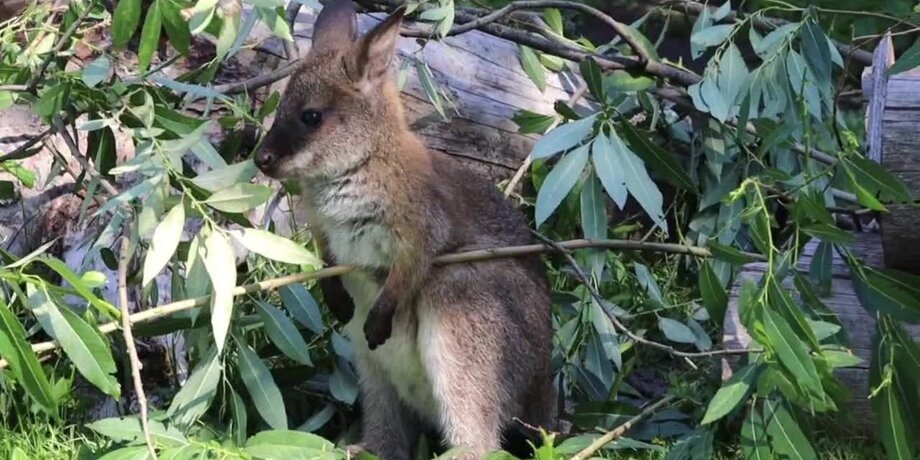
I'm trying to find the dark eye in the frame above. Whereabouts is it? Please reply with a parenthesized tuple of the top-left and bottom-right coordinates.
(300, 109, 323, 127)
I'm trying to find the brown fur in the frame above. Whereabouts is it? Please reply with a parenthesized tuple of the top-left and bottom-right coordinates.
(255, 2, 555, 458)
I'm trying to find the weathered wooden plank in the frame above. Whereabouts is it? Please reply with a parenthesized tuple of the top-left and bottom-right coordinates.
(861, 35, 894, 163)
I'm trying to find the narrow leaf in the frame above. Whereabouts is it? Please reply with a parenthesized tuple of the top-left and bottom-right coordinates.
(256, 301, 313, 365)
(535, 144, 589, 227)
(230, 228, 322, 267)
(0, 299, 57, 415)
(143, 202, 185, 287)
(202, 231, 236, 352)
(238, 342, 288, 429)
(701, 364, 760, 425)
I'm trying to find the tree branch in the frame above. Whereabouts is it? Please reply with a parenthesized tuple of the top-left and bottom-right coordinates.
(117, 236, 158, 459)
(26, 0, 97, 92)
(0, 237, 763, 370)
(571, 395, 677, 460)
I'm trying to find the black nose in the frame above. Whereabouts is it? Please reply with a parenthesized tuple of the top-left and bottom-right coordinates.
(255, 148, 275, 173)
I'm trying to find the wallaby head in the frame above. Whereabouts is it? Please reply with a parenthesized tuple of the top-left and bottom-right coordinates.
(255, 0, 406, 179)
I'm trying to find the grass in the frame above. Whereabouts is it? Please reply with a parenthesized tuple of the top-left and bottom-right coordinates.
(0, 419, 105, 460)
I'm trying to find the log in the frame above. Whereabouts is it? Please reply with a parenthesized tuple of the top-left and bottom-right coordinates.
(861, 40, 920, 275)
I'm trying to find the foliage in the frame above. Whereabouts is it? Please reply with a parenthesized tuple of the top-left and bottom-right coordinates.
(0, 0, 919, 459)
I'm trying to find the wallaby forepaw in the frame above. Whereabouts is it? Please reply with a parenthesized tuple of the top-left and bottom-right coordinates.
(364, 309, 393, 350)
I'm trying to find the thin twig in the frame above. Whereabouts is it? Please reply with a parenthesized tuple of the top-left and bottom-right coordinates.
(215, 61, 300, 95)
(0, 127, 53, 162)
(284, 2, 303, 60)
(52, 116, 120, 196)
(570, 395, 677, 460)
(0, 84, 28, 92)
(0, 237, 763, 369)
(117, 236, 158, 459)
(530, 231, 760, 360)
(26, 0, 97, 92)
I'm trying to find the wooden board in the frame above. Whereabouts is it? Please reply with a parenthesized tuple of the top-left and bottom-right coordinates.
(861, 64, 920, 274)
(722, 231, 920, 435)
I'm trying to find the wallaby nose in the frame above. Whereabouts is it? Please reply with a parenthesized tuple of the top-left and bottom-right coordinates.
(254, 148, 276, 173)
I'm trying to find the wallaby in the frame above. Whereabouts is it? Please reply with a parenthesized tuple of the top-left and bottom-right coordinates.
(254, 1, 555, 458)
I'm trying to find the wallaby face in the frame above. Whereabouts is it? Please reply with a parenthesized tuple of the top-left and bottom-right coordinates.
(255, 1, 404, 179)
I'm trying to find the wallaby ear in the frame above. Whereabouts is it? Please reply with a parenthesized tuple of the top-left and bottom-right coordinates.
(353, 8, 405, 92)
(312, 0, 358, 53)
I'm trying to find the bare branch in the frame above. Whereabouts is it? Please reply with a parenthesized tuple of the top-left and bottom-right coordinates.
(571, 395, 677, 460)
(117, 236, 158, 459)
(52, 116, 120, 197)
(0, 237, 764, 369)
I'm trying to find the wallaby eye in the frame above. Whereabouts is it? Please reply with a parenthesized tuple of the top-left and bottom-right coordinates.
(300, 109, 323, 127)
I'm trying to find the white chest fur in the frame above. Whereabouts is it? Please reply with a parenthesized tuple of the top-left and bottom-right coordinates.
(339, 271, 437, 421)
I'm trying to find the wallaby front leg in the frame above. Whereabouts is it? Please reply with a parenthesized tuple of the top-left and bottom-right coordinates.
(315, 233, 354, 324)
(364, 248, 429, 349)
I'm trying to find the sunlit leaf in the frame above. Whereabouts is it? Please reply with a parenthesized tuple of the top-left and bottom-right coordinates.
(88, 416, 187, 447)
(230, 228, 322, 267)
(535, 144, 589, 227)
(531, 114, 596, 160)
(202, 231, 236, 351)
(243, 430, 337, 459)
(204, 183, 273, 213)
(137, 0, 163, 71)
(741, 406, 772, 459)
(143, 202, 185, 287)
(279, 285, 324, 334)
(112, 0, 142, 48)
(609, 129, 667, 233)
(763, 399, 817, 460)
(166, 346, 221, 427)
(762, 309, 822, 399)
(519, 45, 546, 92)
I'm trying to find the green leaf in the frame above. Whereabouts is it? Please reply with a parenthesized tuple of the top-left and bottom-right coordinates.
(762, 309, 823, 399)
(29, 289, 120, 397)
(802, 223, 853, 245)
(113, 0, 142, 48)
(191, 160, 258, 192)
(229, 387, 248, 446)
(238, 341, 288, 429)
(691, 24, 733, 48)
(531, 113, 596, 160)
(143, 202, 185, 287)
(891, 37, 920, 74)
(701, 364, 760, 425)
(202, 230, 236, 352)
(543, 8, 563, 34)
(800, 21, 831, 89)
(0, 299, 57, 415)
(204, 183, 273, 213)
(256, 301, 313, 365)
(699, 261, 728, 322)
(329, 362, 358, 404)
(512, 111, 556, 135)
(617, 119, 694, 191)
(166, 346, 221, 427)
(279, 285, 324, 334)
(741, 407, 772, 460)
(822, 350, 862, 368)
(230, 228, 322, 267)
(0, 91, 12, 110)
(519, 45, 546, 92)
(82, 56, 112, 87)
(763, 399, 817, 460)
(159, 0, 191, 55)
(38, 257, 120, 318)
(88, 416, 187, 447)
(841, 156, 912, 204)
(580, 172, 607, 278)
(707, 241, 756, 264)
(604, 70, 653, 93)
(808, 240, 832, 295)
(658, 318, 697, 344)
(216, 8, 242, 60)
(634, 262, 664, 306)
(592, 132, 627, 209)
(243, 430, 337, 459)
(610, 129, 667, 233)
(579, 58, 605, 101)
(137, 0, 163, 71)
(665, 428, 713, 460)
(852, 266, 920, 323)
(717, 42, 750, 107)
(256, 6, 292, 41)
(160, 445, 205, 460)
(535, 144, 589, 227)
(415, 60, 446, 120)
(620, 22, 660, 61)
(96, 446, 150, 460)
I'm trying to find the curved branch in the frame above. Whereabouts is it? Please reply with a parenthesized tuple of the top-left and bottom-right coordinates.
(0, 237, 764, 369)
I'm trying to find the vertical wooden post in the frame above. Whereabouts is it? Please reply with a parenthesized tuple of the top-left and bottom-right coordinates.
(862, 33, 895, 163)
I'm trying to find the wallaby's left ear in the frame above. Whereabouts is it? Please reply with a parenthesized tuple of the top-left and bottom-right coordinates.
(354, 7, 405, 93)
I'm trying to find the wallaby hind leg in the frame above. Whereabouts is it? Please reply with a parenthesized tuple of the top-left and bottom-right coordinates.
(417, 293, 514, 458)
(355, 356, 420, 460)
